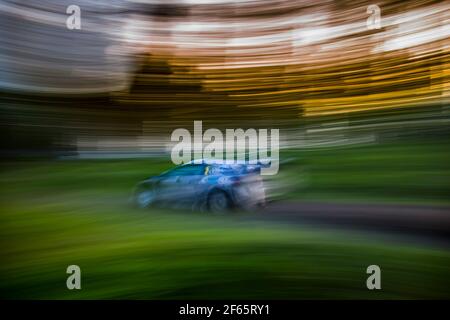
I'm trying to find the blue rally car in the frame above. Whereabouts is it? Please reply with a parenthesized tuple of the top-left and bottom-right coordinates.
(133, 160, 267, 212)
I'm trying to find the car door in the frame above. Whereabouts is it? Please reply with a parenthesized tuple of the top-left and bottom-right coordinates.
(157, 164, 206, 207)
(177, 164, 209, 206)
(175, 164, 208, 206)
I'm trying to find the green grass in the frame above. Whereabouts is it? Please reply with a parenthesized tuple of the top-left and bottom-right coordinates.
(0, 140, 449, 299)
(281, 139, 450, 205)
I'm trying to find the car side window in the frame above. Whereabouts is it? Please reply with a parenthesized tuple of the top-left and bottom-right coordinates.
(166, 164, 205, 176)
(209, 165, 243, 175)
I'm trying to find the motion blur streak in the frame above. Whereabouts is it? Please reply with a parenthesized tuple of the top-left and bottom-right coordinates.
(1, 0, 449, 116)
(0, 0, 450, 300)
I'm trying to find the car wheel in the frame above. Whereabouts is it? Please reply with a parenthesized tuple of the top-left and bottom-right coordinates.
(135, 187, 155, 208)
(208, 190, 232, 213)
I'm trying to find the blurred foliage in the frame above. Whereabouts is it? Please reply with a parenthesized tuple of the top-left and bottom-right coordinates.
(1, 140, 449, 299)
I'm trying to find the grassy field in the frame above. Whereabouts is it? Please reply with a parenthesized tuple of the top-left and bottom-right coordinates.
(282, 139, 450, 205)
(0, 140, 449, 299)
